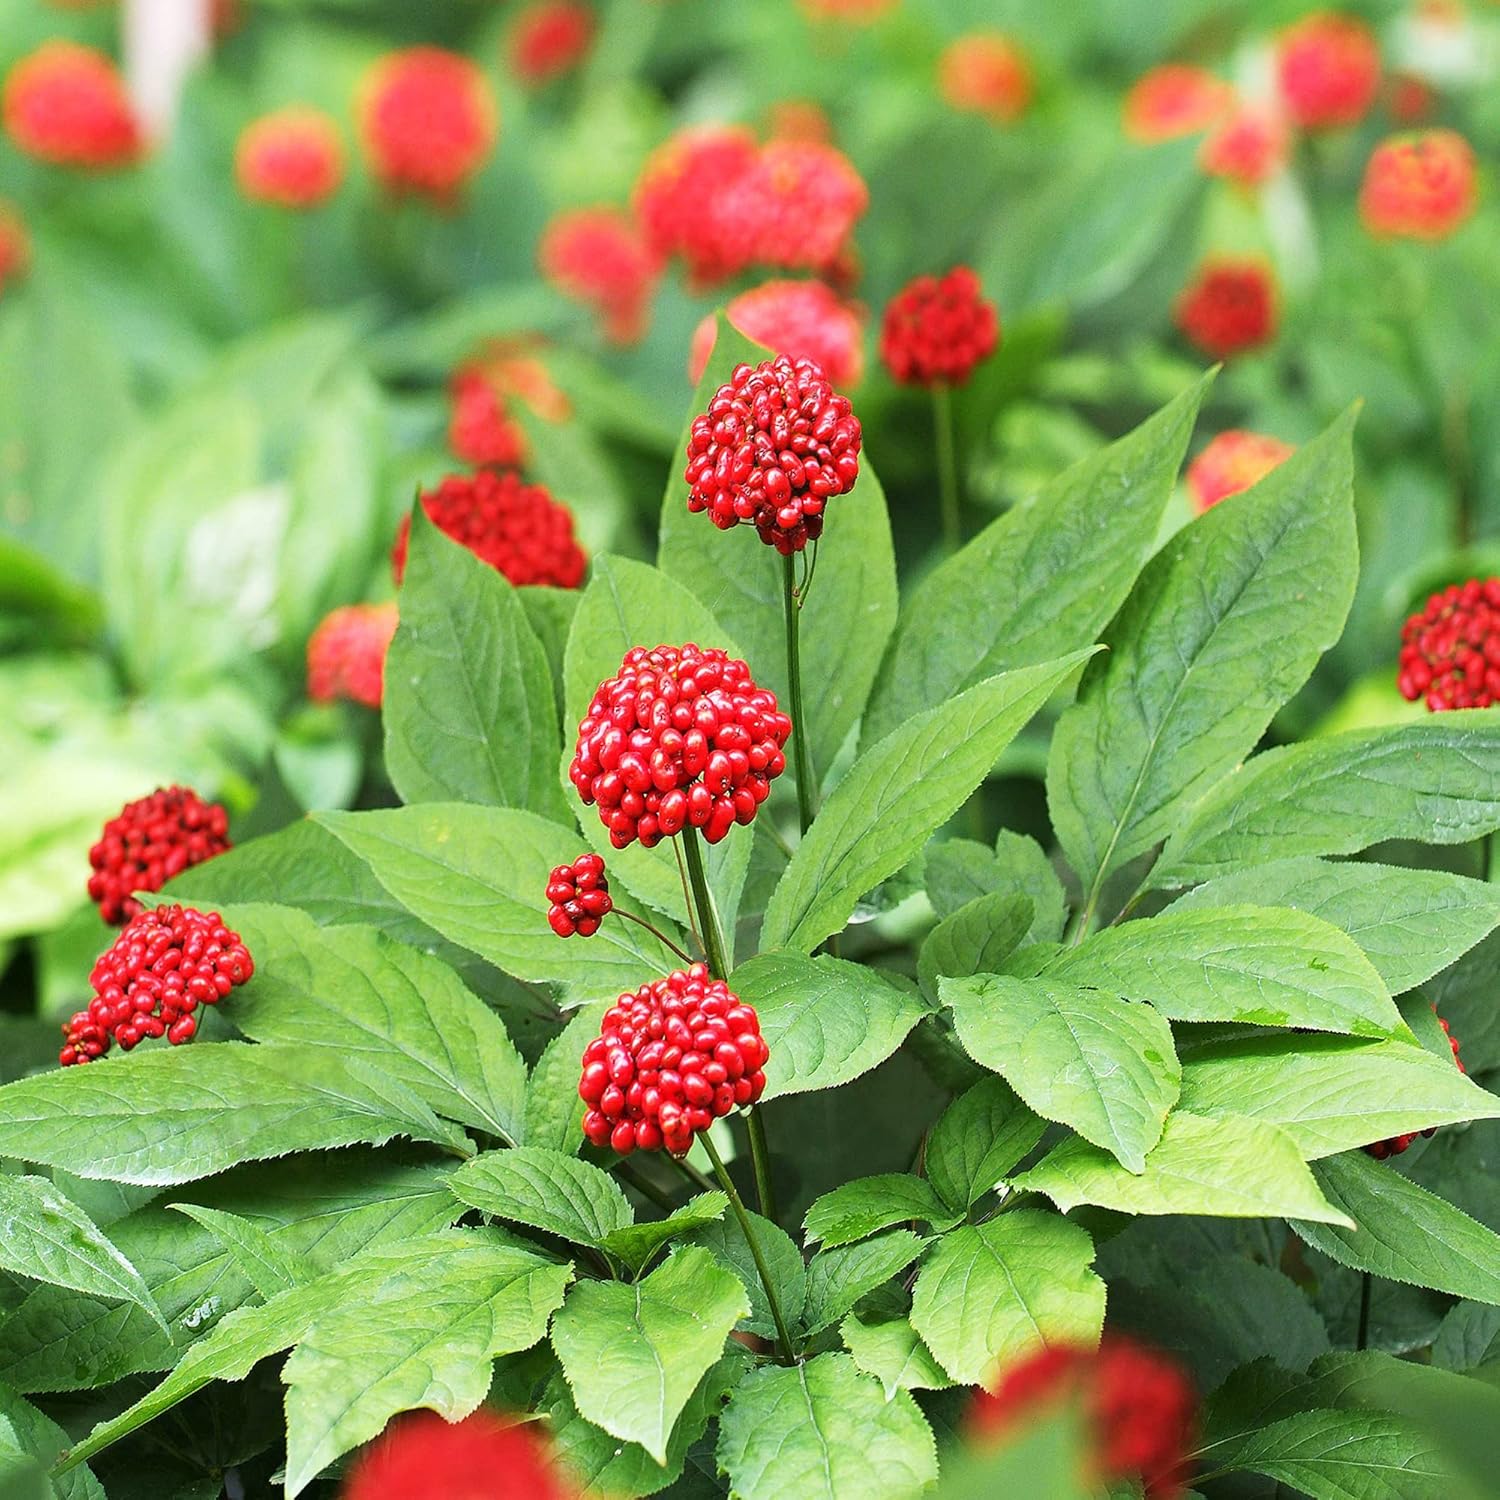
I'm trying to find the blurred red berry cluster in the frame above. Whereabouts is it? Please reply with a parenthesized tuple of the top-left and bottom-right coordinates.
(691, 280, 865, 388)
(2, 41, 142, 169)
(87, 786, 231, 926)
(1186, 430, 1295, 512)
(880, 266, 999, 388)
(307, 602, 399, 709)
(235, 107, 344, 209)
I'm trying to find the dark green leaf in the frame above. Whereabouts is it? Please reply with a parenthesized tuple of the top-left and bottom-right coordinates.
(925, 1076, 1047, 1213)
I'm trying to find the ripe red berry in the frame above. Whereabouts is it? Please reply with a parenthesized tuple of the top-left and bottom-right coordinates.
(60, 904, 254, 1067)
(971, 1336, 1197, 1500)
(684, 354, 862, 554)
(357, 48, 497, 203)
(235, 107, 344, 210)
(689, 279, 865, 389)
(87, 787, 232, 927)
(307, 602, 399, 709)
(1276, 11, 1382, 131)
(579, 963, 770, 1157)
(546, 853, 613, 938)
(1185, 430, 1295, 513)
(938, 32, 1034, 125)
(1123, 65, 1232, 143)
(880, 266, 1000, 388)
(1398, 578, 1500, 711)
(507, 0, 596, 87)
(447, 365, 528, 469)
(1366, 1011, 1463, 1157)
(1200, 104, 1291, 190)
(1174, 256, 1278, 360)
(569, 644, 791, 850)
(2, 41, 143, 170)
(392, 470, 587, 589)
(1359, 129, 1477, 241)
(538, 206, 659, 346)
(0, 200, 29, 298)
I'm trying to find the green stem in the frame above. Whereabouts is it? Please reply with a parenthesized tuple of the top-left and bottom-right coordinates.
(1356, 1270, 1373, 1352)
(681, 825, 730, 979)
(781, 551, 817, 837)
(700, 1131, 796, 1365)
(933, 382, 961, 554)
(614, 907, 693, 966)
(744, 1105, 779, 1227)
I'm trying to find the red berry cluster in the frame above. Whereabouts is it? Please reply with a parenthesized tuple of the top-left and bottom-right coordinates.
(546, 853, 612, 937)
(579, 964, 769, 1156)
(689, 279, 865, 389)
(87, 787, 231, 926)
(1398, 578, 1500, 710)
(879, 266, 999, 388)
(1174, 257, 1278, 360)
(507, 0, 596, 87)
(1185, 430, 1295, 513)
(569, 644, 791, 848)
(60, 905, 254, 1066)
(538, 206, 659, 346)
(392, 470, 586, 590)
(448, 366, 528, 469)
(971, 1337, 1197, 1500)
(1276, 10, 1381, 132)
(1366, 1013, 1463, 1159)
(1200, 105, 1290, 190)
(1123, 64, 1232, 143)
(938, 32, 1034, 125)
(1359, 128, 1477, 241)
(306, 602, 399, 709)
(684, 355, 862, 554)
(2, 41, 143, 170)
(235, 107, 344, 210)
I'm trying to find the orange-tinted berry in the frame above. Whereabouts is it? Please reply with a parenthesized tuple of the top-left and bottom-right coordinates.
(938, 32, 1033, 124)
(306, 603, 399, 709)
(235, 107, 344, 209)
(1174, 257, 1278, 359)
(1123, 64, 1232, 143)
(1186, 430, 1295, 512)
(1359, 128, 1477, 240)
(1276, 11, 1381, 130)
(690, 280, 865, 388)
(3, 41, 142, 169)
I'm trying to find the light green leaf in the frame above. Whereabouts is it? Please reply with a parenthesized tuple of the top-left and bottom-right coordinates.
(909, 1213, 1106, 1385)
(840, 1311, 954, 1401)
(805, 1175, 959, 1249)
(0, 1043, 469, 1185)
(917, 893, 1034, 1001)
(925, 1076, 1047, 1213)
(864, 374, 1209, 743)
(550, 1245, 748, 1464)
(1176, 1033, 1500, 1159)
(223, 904, 527, 1143)
(728, 952, 929, 1100)
(1013, 1113, 1356, 1225)
(315, 804, 682, 1002)
(716, 1353, 937, 1500)
(448, 1147, 632, 1248)
(0, 1175, 164, 1331)
(525, 1005, 603, 1155)
(683, 1207, 804, 1343)
(1173, 858, 1500, 996)
(384, 502, 567, 820)
(1040, 905, 1406, 1037)
(1048, 409, 1357, 903)
(1290, 1152, 1500, 1305)
(923, 832, 1067, 945)
(167, 1204, 308, 1299)
(802, 1230, 928, 1336)
(0, 1382, 105, 1500)
(764, 652, 1095, 953)
(1153, 711, 1500, 888)
(944, 974, 1179, 1172)
(598, 1194, 729, 1275)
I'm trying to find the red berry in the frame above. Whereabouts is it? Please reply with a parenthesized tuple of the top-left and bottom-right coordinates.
(87, 787, 231, 927)
(2, 42, 142, 170)
(60, 905, 254, 1067)
(689, 279, 865, 390)
(970, 1336, 1197, 1500)
(1185, 430, 1295, 513)
(569, 644, 791, 849)
(448, 366, 528, 469)
(546, 853, 613, 939)
(1123, 64, 1232, 143)
(392, 470, 586, 589)
(507, 0, 596, 87)
(1359, 129, 1477, 241)
(1365, 1011, 1464, 1158)
(938, 32, 1033, 125)
(235, 107, 344, 210)
(538, 207, 659, 347)
(578, 964, 769, 1157)
(684, 354, 862, 554)
(1276, 11, 1381, 132)
(880, 266, 999, 388)
(307, 602, 399, 709)
(1174, 256, 1278, 360)
(1397, 578, 1500, 711)
(1199, 104, 1291, 190)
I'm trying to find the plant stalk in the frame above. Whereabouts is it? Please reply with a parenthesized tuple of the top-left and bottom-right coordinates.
(781, 551, 817, 837)
(933, 381, 962, 554)
(744, 1105, 779, 1227)
(680, 824, 730, 979)
(1356, 1270, 1373, 1351)
(614, 907, 692, 966)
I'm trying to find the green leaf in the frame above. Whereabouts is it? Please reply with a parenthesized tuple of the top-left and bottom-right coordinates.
(944, 974, 1179, 1173)
(683, 1208, 804, 1343)
(0, 1383, 105, 1500)
(917, 893, 1034, 1001)
(728, 952, 929, 1100)
(659, 315, 899, 789)
(864, 375, 1209, 744)
(805, 1176, 959, 1249)
(281, 1240, 572, 1495)
(525, 1006, 603, 1155)
(1173, 858, 1500, 996)
(448, 1147, 632, 1249)
(0, 1175, 164, 1331)
(598, 1195, 729, 1275)
(764, 652, 1095, 954)
(1433, 1302, 1500, 1372)
(715, 1353, 937, 1500)
(909, 1213, 1106, 1385)
(166, 1204, 308, 1299)
(840, 1311, 953, 1400)
(1039, 905, 1406, 1037)
(1153, 711, 1500, 888)
(923, 832, 1067, 945)
(383, 503, 567, 820)
(222, 904, 527, 1143)
(1176, 1033, 1500, 1159)
(550, 1245, 748, 1464)
(1048, 409, 1358, 903)
(1290, 1152, 1500, 1305)
(0, 1043, 469, 1185)
(315, 804, 682, 1002)
(1014, 1113, 1356, 1225)
(802, 1230, 928, 1336)
(925, 1076, 1047, 1213)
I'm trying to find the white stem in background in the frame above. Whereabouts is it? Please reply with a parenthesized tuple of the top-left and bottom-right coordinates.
(122, 0, 212, 142)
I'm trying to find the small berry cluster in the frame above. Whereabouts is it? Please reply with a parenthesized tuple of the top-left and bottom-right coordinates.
(1174, 257, 1278, 360)
(684, 355, 862, 553)
(60, 905, 254, 1066)
(235, 108, 344, 209)
(1398, 578, 1500, 710)
(392, 470, 587, 589)
(87, 787, 231, 926)
(937, 32, 1033, 125)
(689, 280, 865, 389)
(1359, 128, 1477, 241)
(546, 853, 612, 937)
(307, 602, 399, 708)
(1366, 1013, 1463, 1158)
(579, 964, 769, 1156)
(538, 206, 659, 346)
(1123, 64, 1232, 143)
(879, 266, 999, 388)
(1200, 105, 1290, 190)
(1186, 430, 1294, 513)
(569, 644, 791, 848)
(2, 41, 142, 170)
(971, 1336, 1197, 1500)
(448, 366, 528, 469)
(1275, 11, 1381, 132)
(507, 0, 596, 87)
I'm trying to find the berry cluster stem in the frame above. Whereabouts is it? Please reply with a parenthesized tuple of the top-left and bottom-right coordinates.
(781, 552, 818, 838)
(613, 907, 693, 965)
(933, 381, 962, 554)
(701, 1130, 797, 1366)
